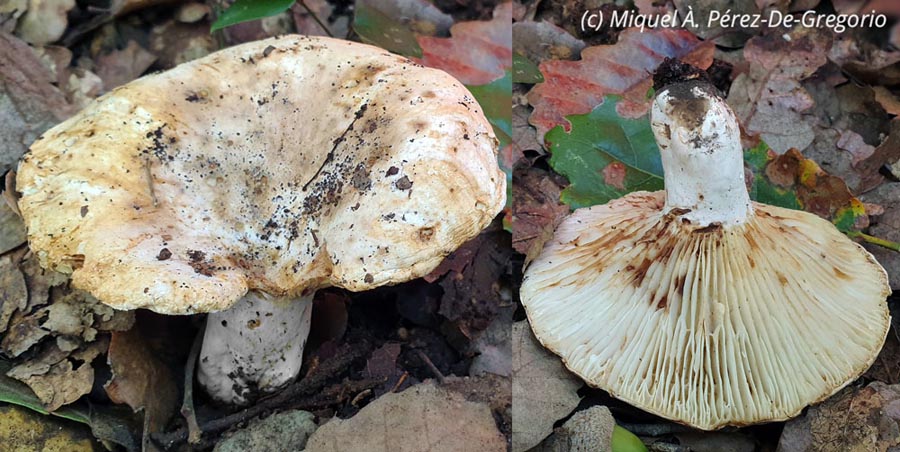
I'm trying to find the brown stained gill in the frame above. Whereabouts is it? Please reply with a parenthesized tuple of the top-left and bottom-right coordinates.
(630, 257, 653, 287)
(657, 294, 668, 310)
(834, 267, 851, 280)
(775, 271, 788, 286)
(693, 222, 723, 234)
(675, 274, 686, 296)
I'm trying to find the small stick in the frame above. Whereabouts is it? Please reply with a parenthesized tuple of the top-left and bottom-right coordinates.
(181, 323, 205, 444)
(298, 0, 333, 38)
(415, 349, 444, 383)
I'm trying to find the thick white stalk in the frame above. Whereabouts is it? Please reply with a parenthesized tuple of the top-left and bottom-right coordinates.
(198, 290, 313, 405)
(650, 81, 752, 227)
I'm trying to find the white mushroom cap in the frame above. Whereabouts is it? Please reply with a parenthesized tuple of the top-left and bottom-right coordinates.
(521, 82, 890, 430)
(16, 35, 505, 314)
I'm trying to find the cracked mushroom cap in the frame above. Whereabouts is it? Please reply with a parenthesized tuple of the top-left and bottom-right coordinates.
(16, 35, 505, 314)
(520, 82, 890, 430)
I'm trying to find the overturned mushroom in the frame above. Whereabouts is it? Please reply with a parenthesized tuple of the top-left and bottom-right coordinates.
(521, 79, 890, 429)
(16, 35, 505, 404)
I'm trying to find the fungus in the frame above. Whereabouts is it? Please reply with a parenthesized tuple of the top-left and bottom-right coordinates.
(16, 36, 505, 404)
(520, 79, 890, 429)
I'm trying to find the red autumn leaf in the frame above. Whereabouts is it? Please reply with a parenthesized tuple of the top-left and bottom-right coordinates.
(527, 28, 714, 140)
(416, 2, 512, 85)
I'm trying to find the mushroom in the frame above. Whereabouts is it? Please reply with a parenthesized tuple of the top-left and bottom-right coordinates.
(16, 35, 505, 404)
(520, 79, 890, 429)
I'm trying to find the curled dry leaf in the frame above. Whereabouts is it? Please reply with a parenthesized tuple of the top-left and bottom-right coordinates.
(105, 328, 178, 439)
(861, 183, 900, 289)
(7, 339, 106, 411)
(527, 28, 714, 139)
(512, 321, 581, 452)
(416, 2, 513, 86)
(727, 28, 830, 153)
(305, 380, 506, 452)
(0, 254, 28, 332)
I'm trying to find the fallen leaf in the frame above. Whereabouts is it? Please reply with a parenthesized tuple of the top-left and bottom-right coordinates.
(0, 404, 97, 451)
(544, 96, 664, 209)
(528, 28, 714, 140)
(545, 95, 869, 231)
(512, 21, 584, 63)
(305, 380, 506, 452)
(14, 0, 75, 45)
(7, 341, 101, 411)
(94, 40, 157, 91)
(512, 321, 581, 452)
(778, 382, 900, 452)
(104, 327, 178, 440)
(291, 0, 339, 36)
(673, 431, 755, 452)
(438, 230, 509, 335)
(856, 118, 900, 193)
(0, 0, 26, 34)
(727, 28, 831, 153)
(861, 183, 900, 289)
(673, 0, 759, 48)
(416, 2, 513, 86)
(512, 166, 569, 265)
(469, 306, 513, 378)
(0, 254, 27, 333)
(0, 31, 76, 174)
(149, 20, 218, 68)
(874, 86, 900, 116)
(363, 342, 401, 381)
(0, 193, 26, 255)
(512, 101, 541, 156)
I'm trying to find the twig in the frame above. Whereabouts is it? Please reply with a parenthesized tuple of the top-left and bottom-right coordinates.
(181, 323, 205, 444)
(415, 349, 444, 383)
(152, 340, 372, 448)
(298, 0, 333, 38)
(847, 230, 900, 251)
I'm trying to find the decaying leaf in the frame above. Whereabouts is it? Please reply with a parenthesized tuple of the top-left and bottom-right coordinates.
(437, 231, 508, 336)
(0, 31, 76, 174)
(512, 321, 581, 452)
(0, 194, 26, 255)
(105, 328, 178, 442)
(94, 40, 157, 91)
(512, 21, 584, 64)
(305, 380, 506, 452)
(778, 382, 900, 452)
(512, 166, 569, 265)
(727, 28, 830, 153)
(861, 183, 900, 289)
(416, 2, 512, 86)
(527, 28, 714, 139)
(534, 405, 616, 452)
(7, 340, 105, 411)
(0, 253, 27, 333)
(14, 0, 75, 45)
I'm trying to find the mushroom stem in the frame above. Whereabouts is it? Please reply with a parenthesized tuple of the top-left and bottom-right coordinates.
(650, 81, 752, 227)
(197, 290, 313, 405)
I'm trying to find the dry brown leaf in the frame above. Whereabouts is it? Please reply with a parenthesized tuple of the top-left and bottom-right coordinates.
(778, 382, 900, 452)
(7, 342, 98, 411)
(535, 406, 615, 451)
(14, 0, 74, 45)
(861, 182, 900, 290)
(0, 253, 27, 333)
(95, 41, 157, 91)
(105, 328, 178, 438)
(856, 118, 900, 193)
(305, 380, 506, 452)
(728, 28, 830, 153)
(0, 31, 76, 174)
(0, 187, 26, 256)
(873, 86, 900, 116)
(512, 321, 581, 452)
(512, 166, 569, 265)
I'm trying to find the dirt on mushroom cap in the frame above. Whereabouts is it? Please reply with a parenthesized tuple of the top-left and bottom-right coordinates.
(16, 35, 506, 314)
(521, 191, 890, 430)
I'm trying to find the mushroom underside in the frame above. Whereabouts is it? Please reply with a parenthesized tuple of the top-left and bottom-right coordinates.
(521, 191, 891, 430)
